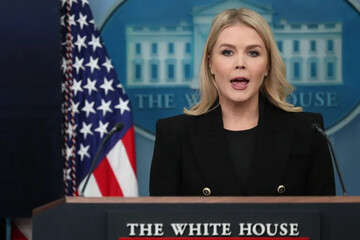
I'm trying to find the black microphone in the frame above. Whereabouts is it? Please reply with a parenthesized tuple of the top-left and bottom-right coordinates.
(80, 122, 124, 196)
(312, 123, 347, 196)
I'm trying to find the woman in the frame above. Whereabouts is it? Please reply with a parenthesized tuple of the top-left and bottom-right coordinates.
(149, 8, 335, 196)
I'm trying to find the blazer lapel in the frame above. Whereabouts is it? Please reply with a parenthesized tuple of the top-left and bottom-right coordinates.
(245, 98, 294, 195)
(188, 106, 242, 195)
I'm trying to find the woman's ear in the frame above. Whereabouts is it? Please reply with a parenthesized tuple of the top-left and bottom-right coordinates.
(265, 64, 270, 77)
(208, 55, 214, 75)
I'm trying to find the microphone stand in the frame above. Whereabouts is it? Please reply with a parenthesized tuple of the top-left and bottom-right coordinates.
(312, 123, 347, 196)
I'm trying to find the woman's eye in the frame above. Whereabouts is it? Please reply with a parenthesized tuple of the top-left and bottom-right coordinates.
(248, 51, 259, 57)
(221, 50, 233, 56)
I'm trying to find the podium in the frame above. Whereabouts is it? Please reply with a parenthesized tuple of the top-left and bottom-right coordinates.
(33, 196, 360, 240)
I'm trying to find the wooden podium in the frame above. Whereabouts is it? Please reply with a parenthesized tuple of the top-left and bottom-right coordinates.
(33, 196, 360, 240)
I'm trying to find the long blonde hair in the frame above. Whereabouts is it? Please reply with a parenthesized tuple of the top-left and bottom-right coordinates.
(184, 8, 301, 115)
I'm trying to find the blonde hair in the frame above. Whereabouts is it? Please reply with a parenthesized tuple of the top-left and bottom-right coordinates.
(184, 8, 302, 115)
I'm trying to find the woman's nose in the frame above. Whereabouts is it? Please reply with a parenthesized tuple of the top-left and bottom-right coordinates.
(235, 56, 246, 70)
(235, 65, 245, 70)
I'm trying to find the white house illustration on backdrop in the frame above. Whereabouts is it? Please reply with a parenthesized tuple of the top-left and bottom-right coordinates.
(125, 0, 342, 88)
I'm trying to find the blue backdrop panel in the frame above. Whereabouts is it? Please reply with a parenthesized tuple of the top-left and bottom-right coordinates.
(94, 0, 360, 196)
(0, 0, 63, 217)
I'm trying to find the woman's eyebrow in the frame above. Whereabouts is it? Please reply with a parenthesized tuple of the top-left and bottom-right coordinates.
(217, 43, 264, 50)
(218, 43, 236, 48)
(245, 44, 263, 50)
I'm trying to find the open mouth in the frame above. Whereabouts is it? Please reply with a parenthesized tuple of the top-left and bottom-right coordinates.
(230, 78, 249, 84)
(230, 78, 249, 90)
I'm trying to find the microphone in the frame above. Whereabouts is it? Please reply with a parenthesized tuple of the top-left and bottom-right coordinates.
(80, 122, 124, 196)
(311, 123, 347, 196)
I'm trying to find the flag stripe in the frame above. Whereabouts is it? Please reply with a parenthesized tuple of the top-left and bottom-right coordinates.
(93, 156, 124, 196)
(11, 223, 27, 240)
(122, 126, 137, 175)
(107, 137, 138, 196)
(78, 174, 102, 197)
(11, 218, 32, 240)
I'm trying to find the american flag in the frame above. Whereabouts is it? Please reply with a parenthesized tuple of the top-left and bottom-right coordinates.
(60, 0, 138, 196)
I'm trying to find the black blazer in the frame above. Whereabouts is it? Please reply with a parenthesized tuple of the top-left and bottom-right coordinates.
(150, 98, 335, 196)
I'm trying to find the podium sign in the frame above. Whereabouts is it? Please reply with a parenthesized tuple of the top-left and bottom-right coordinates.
(108, 208, 319, 240)
(33, 197, 360, 240)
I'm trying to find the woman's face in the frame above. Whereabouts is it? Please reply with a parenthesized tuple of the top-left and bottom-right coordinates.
(209, 23, 269, 108)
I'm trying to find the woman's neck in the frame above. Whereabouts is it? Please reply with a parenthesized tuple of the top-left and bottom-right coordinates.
(220, 97, 259, 131)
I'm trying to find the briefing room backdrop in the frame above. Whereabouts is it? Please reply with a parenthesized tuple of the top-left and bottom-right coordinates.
(89, 0, 360, 196)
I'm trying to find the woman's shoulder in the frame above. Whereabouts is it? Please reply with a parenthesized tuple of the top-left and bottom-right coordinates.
(155, 114, 196, 134)
(264, 99, 324, 129)
(157, 113, 193, 126)
(290, 111, 324, 125)
(280, 110, 325, 133)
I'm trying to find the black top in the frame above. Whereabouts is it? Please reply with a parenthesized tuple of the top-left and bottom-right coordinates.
(224, 126, 258, 189)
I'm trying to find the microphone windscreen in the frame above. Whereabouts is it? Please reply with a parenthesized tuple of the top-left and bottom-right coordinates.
(311, 123, 321, 130)
(113, 122, 124, 132)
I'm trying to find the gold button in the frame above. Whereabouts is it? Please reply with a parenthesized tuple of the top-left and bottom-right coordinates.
(277, 185, 286, 194)
(202, 187, 211, 196)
